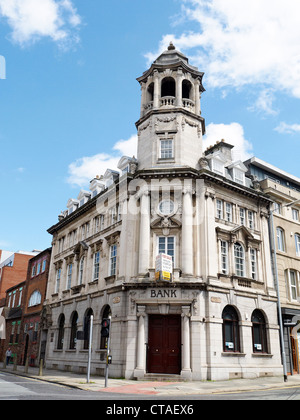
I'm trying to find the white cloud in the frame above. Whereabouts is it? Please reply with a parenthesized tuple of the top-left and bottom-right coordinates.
(274, 122, 300, 135)
(67, 135, 138, 187)
(203, 122, 253, 161)
(0, 0, 81, 47)
(147, 0, 300, 99)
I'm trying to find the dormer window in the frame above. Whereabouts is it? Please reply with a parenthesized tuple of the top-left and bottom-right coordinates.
(233, 168, 245, 185)
(212, 158, 225, 176)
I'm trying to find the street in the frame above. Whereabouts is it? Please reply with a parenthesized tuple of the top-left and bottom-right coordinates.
(0, 371, 299, 401)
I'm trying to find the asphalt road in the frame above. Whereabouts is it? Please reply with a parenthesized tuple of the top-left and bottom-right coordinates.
(0, 371, 299, 403)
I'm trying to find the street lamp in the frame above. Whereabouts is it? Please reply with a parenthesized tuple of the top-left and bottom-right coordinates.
(269, 198, 300, 382)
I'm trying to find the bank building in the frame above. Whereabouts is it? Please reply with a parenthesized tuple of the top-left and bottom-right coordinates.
(43, 43, 283, 381)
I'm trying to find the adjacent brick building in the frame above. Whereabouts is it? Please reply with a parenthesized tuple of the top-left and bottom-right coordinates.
(0, 248, 51, 366)
(0, 251, 39, 305)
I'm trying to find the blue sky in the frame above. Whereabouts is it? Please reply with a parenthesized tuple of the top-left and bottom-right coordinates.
(0, 0, 299, 253)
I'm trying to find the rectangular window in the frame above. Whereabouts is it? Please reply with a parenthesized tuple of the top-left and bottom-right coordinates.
(67, 263, 72, 289)
(216, 199, 223, 219)
(160, 139, 173, 159)
(274, 202, 281, 214)
(225, 203, 232, 222)
(220, 241, 228, 274)
(158, 236, 175, 264)
(37, 262, 41, 275)
(248, 211, 254, 229)
(42, 259, 46, 272)
(233, 168, 244, 185)
(289, 270, 298, 301)
(250, 249, 257, 280)
(12, 291, 16, 307)
(15, 321, 21, 344)
(110, 245, 117, 276)
(292, 208, 299, 221)
(55, 268, 61, 293)
(18, 287, 23, 306)
(240, 208, 245, 226)
(295, 234, 300, 257)
(213, 159, 224, 175)
(93, 251, 100, 281)
(31, 265, 36, 277)
(277, 228, 285, 252)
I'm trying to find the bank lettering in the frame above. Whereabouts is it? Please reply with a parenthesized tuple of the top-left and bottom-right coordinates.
(150, 289, 177, 298)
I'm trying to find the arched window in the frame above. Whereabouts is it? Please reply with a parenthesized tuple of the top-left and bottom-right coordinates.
(182, 79, 192, 99)
(83, 308, 94, 350)
(161, 77, 175, 97)
(69, 311, 78, 350)
(222, 305, 240, 352)
(276, 227, 285, 252)
(100, 305, 111, 349)
(147, 82, 154, 102)
(234, 243, 245, 277)
(28, 290, 42, 307)
(251, 310, 268, 353)
(57, 314, 65, 350)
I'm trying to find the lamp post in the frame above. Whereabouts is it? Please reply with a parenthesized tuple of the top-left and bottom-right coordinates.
(269, 198, 300, 382)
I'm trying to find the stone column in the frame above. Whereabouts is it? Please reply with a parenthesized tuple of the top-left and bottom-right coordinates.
(181, 305, 192, 379)
(181, 185, 194, 276)
(194, 79, 201, 115)
(153, 70, 160, 109)
(134, 305, 147, 379)
(138, 190, 150, 275)
(140, 82, 146, 118)
(176, 68, 183, 107)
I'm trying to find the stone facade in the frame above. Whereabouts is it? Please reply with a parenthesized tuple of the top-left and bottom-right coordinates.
(43, 44, 283, 381)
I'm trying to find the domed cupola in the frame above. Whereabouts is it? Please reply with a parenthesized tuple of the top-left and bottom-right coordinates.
(135, 43, 206, 171)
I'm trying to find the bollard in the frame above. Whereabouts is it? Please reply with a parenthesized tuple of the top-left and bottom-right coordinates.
(24, 356, 29, 373)
(38, 359, 43, 376)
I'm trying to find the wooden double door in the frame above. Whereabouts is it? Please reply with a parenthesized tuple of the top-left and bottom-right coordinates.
(147, 315, 181, 375)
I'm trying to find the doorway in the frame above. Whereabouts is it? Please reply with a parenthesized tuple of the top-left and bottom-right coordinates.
(147, 315, 181, 375)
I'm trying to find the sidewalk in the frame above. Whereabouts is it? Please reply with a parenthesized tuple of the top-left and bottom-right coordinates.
(1, 362, 300, 396)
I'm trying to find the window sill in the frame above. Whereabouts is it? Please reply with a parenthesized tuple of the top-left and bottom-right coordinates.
(105, 275, 116, 284)
(252, 353, 273, 358)
(222, 352, 246, 357)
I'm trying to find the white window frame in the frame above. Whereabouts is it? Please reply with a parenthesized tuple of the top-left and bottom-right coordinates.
(157, 236, 175, 265)
(109, 245, 117, 276)
(233, 168, 245, 185)
(250, 248, 257, 280)
(160, 138, 174, 159)
(240, 208, 245, 226)
(287, 270, 299, 301)
(225, 203, 232, 222)
(248, 211, 254, 229)
(292, 208, 299, 222)
(216, 199, 223, 219)
(295, 234, 300, 257)
(220, 240, 229, 275)
(234, 243, 245, 277)
(78, 257, 84, 285)
(93, 251, 100, 281)
(276, 227, 285, 252)
(67, 263, 72, 289)
(55, 268, 61, 293)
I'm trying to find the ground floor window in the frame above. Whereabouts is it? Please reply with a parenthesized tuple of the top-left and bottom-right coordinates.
(222, 305, 240, 352)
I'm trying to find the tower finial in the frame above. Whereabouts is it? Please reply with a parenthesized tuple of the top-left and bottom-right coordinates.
(168, 42, 175, 51)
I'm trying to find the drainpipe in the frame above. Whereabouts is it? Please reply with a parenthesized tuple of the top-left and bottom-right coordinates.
(269, 209, 288, 382)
